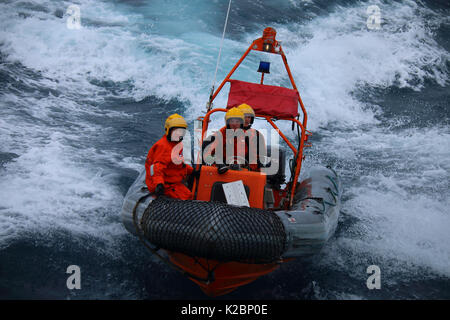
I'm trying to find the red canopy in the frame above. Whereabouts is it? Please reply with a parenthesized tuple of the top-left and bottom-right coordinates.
(226, 80, 299, 118)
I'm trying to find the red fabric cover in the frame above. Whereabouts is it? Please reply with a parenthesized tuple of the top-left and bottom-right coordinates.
(226, 80, 299, 118)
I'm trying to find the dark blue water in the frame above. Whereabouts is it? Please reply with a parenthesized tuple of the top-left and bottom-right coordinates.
(0, 0, 449, 299)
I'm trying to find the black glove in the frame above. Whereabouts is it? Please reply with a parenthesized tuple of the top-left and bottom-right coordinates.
(187, 169, 200, 189)
(155, 183, 165, 196)
(217, 164, 229, 174)
(229, 163, 240, 171)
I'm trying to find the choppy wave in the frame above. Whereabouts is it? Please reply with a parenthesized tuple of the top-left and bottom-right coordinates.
(0, 0, 449, 298)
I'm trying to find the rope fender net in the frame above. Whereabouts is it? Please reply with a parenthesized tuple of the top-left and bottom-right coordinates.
(140, 197, 287, 264)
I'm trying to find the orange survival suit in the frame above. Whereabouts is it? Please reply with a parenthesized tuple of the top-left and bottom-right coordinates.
(205, 126, 263, 171)
(145, 114, 193, 200)
(204, 105, 266, 172)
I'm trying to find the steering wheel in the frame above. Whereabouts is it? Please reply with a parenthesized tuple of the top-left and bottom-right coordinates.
(225, 155, 249, 170)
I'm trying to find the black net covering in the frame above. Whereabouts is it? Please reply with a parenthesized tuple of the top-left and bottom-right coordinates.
(140, 197, 287, 264)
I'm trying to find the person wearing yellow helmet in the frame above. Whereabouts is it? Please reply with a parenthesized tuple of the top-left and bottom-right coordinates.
(237, 104, 266, 172)
(237, 103, 255, 130)
(224, 107, 245, 130)
(203, 107, 246, 174)
(145, 114, 193, 199)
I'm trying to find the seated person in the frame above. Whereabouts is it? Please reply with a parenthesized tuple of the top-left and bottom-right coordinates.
(145, 114, 193, 200)
(237, 103, 267, 171)
(203, 107, 264, 173)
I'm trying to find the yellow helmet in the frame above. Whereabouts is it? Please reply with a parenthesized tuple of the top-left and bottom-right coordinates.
(224, 107, 245, 124)
(237, 103, 255, 118)
(237, 103, 255, 127)
(164, 113, 187, 135)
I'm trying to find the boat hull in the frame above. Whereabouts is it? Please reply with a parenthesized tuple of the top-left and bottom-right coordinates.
(120, 166, 341, 296)
(168, 252, 280, 297)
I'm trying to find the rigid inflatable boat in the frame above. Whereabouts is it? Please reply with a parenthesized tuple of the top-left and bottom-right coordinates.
(121, 27, 342, 296)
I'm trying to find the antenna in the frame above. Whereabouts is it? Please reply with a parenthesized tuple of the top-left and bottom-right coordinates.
(207, 0, 232, 112)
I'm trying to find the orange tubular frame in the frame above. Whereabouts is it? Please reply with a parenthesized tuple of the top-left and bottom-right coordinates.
(200, 28, 309, 208)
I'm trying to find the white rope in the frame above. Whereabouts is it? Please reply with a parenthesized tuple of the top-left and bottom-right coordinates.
(208, 0, 232, 110)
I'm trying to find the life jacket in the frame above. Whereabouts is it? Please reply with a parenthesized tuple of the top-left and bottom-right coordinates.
(204, 127, 265, 171)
